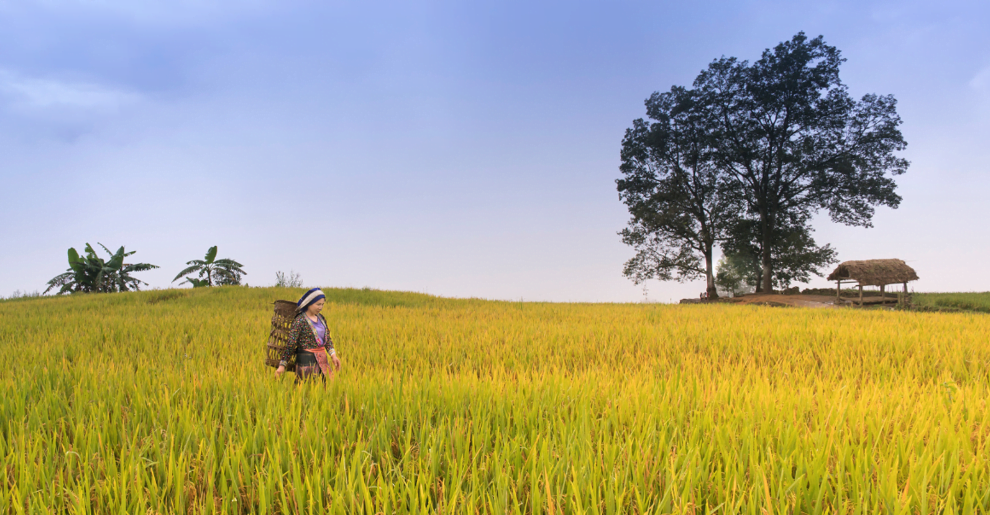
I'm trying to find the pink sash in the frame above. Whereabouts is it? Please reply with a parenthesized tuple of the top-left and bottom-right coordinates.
(304, 348, 334, 378)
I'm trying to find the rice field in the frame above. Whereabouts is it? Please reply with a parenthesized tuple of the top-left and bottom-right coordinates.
(2, 286, 990, 514)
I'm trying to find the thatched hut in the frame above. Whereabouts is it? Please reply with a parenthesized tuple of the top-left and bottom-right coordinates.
(826, 259, 919, 305)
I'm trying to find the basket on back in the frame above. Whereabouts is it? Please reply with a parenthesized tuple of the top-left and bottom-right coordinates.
(265, 300, 299, 371)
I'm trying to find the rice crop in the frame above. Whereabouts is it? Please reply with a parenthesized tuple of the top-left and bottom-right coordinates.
(2, 286, 990, 514)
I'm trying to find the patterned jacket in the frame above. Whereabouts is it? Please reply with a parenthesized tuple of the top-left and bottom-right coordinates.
(278, 313, 335, 366)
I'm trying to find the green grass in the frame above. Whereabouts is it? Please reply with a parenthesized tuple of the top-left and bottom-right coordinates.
(911, 292, 990, 313)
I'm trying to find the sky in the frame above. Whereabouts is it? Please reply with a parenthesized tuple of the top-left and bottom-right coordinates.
(1, 0, 987, 302)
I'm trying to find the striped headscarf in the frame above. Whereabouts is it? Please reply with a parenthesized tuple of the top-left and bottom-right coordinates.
(297, 288, 326, 312)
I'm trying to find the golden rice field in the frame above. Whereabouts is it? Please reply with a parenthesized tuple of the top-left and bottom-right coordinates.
(2, 286, 990, 514)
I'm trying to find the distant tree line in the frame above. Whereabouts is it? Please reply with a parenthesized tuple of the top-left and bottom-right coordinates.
(617, 33, 908, 297)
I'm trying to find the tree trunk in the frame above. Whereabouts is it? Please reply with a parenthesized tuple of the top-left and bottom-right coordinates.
(704, 246, 718, 299)
(760, 207, 774, 293)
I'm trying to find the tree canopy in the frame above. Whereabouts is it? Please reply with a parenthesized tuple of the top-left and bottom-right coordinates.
(172, 246, 246, 287)
(617, 86, 739, 297)
(45, 244, 158, 295)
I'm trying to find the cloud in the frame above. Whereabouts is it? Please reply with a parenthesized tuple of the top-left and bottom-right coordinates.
(970, 66, 990, 117)
(970, 66, 990, 92)
(0, 69, 141, 111)
(0, 0, 278, 26)
(0, 69, 145, 142)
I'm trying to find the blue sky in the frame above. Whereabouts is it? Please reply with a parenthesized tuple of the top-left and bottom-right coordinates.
(1, 0, 987, 302)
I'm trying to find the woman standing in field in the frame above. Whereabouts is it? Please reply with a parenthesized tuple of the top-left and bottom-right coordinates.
(274, 288, 341, 383)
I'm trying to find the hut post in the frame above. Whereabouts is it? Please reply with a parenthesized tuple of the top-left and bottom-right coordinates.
(836, 280, 841, 300)
(880, 284, 885, 302)
(858, 284, 863, 306)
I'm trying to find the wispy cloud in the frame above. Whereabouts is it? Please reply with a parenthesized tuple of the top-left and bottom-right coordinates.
(970, 65, 990, 116)
(0, 70, 141, 111)
(970, 66, 990, 92)
(1, 0, 277, 25)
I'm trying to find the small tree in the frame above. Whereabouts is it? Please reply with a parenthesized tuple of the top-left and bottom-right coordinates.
(45, 243, 158, 294)
(173, 246, 246, 287)
(721, 214, 838, 292)
(275, 270, 303, 288)
(714, 254, 756, 298)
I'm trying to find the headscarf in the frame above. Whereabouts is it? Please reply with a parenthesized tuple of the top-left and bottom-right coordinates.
(297, 288, 326, 312)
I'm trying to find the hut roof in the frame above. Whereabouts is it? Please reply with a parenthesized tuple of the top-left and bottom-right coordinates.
(826, 259, 919, 286)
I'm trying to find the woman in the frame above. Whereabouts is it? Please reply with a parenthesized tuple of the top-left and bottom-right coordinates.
(275, 288, 342, 382)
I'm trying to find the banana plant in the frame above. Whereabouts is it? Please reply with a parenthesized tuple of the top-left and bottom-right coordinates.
(45, 244, 158, 294)
(172, 246, 246, 287)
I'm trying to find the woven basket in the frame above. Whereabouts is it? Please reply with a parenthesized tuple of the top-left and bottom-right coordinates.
(265, 300, 299, 371)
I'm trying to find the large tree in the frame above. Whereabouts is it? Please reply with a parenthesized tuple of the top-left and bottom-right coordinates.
(617, 86, 739, 298)
(695, 33, 908, 292)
